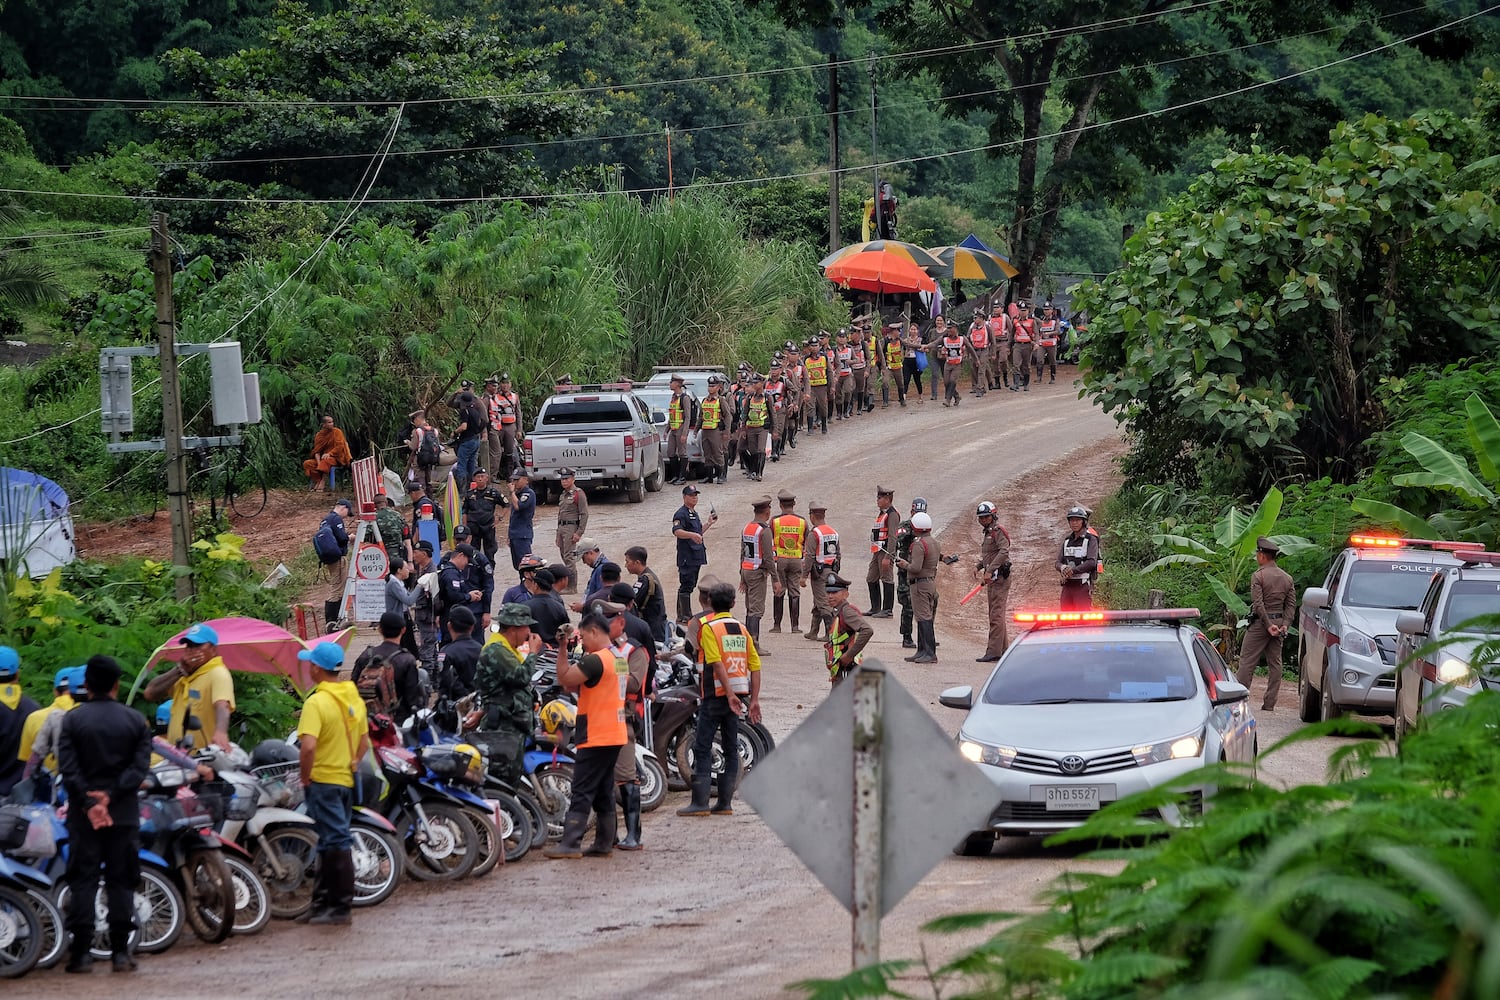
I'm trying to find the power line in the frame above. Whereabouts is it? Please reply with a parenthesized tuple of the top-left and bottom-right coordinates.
(0, 226, 152, 243)
(0, 0, 1243, 112)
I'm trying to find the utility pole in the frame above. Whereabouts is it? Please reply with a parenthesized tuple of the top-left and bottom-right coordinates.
(869, 55, 880, 242)
(827, 51, 840, 253)
(151, 213, 195, 602)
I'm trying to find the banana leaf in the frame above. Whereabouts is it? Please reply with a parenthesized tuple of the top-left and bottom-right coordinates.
(1265, 534, 1318, 557)
(1214, 487, 1284, 558)
(1393, 432, 1496, 503)
(1207, 575, 1249, 616)
(1464, 393, 1500, 486)
(1351, 498, 1439, 539)
(1142, 553, 1210, 573)
(1150, 532, 1215, 557)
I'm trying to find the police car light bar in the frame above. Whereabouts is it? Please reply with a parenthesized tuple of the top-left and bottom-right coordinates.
(1349, 534, 1484, 551)
(553, 382, 636, 394)
(1012, 609, 1200, 624)
(1456, 551, 1500, 565)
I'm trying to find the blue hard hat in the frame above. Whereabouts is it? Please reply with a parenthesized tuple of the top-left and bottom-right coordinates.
(0, 645, 17, 677)
(53, 667, 71, 690)
(156, 699, 174, 726)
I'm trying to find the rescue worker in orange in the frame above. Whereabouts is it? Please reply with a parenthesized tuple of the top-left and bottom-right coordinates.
(1035, 301, 1061, 383)
(484, 374, 522, 480)
(696, 374, 728, 485)
(803, 500, 841, 641)
(866, 487, 897, 619)
(833, 329, 855, 420)
(974, 501, 1013, 663)
(1010, 300, 1036, 392)
(765, 359, 787, 463)
(544, 612, 628, 858)
(967, 314, 991, 397)
(303, 414, 352, 492)
(738, 495, 775, 643)
(987, 302, 1011, 390)
(823, 573, 874, 685)
(769, 489, 809, 635)
(930, 315, 968, 407)
(849, 318, 871, 415)
(780, 341, 803, 453)
(677, 582, 762, 817)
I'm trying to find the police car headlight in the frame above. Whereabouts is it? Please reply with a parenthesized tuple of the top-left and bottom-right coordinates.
(1437, 659, 1478, 688)
(1341, 629, 1378, 659)
(1132, 731, 1203, 765)
(958, 736, 1016, 768)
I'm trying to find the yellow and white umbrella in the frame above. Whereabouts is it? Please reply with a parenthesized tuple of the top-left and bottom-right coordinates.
(928, 245, 1020, 282)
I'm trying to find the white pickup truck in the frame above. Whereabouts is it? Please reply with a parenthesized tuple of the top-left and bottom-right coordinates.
(632, 366, 726, 479)
(522, 384, 666, 503)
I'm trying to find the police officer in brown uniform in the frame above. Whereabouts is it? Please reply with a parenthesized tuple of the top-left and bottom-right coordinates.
(803, 339, 831, 434)
(1236, 537, 1296, 711)
(1056, 505, 1100, 610)
(555, 468, 589, 593)
(1010, 300, 1036, 392)
(769, 489, 809, 634)
(738, 495, 774, 643)
(866, 487, 897, 618)
(900, 512, 941, 663)
(665, 374, 696, 486)
(697, 375, 728, 485)
(823, 573, 874, 685)
(803, 501, 840, 641)
(975, 501, 1013, 663)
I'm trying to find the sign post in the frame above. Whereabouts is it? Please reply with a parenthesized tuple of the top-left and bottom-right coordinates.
(851, 666, 883, 966)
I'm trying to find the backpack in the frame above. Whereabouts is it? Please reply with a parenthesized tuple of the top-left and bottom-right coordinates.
(416, 428, 442, 466)
(353, 646, 399, 717)
(312, 521, 343, 565)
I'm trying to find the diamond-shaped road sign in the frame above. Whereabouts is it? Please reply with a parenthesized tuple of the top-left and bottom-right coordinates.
(741, 660, 1001, 917)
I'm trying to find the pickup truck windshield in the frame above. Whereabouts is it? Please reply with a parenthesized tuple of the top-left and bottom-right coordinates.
(1345, 561, 1441, 610)
(539, 400, 634, 427)
(1440, 580, 1500, 633)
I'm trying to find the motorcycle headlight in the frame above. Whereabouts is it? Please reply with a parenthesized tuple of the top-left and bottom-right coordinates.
(1341, 629, 1378, 658)
(1436, 659, 1478, 688)
(1132, 731, 1203, 766)
(958, 736, 1017, 768)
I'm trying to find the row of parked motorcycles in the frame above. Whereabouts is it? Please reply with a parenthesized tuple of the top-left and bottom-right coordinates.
(0, 628, 773, 979)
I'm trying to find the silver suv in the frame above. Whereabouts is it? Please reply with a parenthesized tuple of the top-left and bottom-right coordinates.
(1393, 551, 1500, 741)
(1297, 535, 1482, 722)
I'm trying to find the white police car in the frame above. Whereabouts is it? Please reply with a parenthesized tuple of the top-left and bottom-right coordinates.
(1393, 549, 1500, 741)
(940, 609, 1257, 855)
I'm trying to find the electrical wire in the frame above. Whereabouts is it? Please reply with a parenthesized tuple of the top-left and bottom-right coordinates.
(0, 226, 152, 243)
(0, 0, 1244, 112)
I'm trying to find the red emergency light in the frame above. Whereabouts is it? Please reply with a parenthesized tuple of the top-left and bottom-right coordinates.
(1457, 551, 1500, 565)
(1013, 609, 1200, 625)
(1349, 534, 1483, 551)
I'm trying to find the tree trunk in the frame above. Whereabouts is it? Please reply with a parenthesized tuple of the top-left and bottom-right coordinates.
(1000, 40, 1058, 298)
(1026, 79, 1105, 292)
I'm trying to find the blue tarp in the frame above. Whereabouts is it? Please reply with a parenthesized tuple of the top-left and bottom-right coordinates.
(0, 466, 75, 577)
(0, 467, 68, 519)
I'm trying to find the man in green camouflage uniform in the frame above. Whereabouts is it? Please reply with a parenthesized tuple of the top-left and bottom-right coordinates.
(473, 603, 538, 785)
(895, 497, 925, 650)
(375, 497, 408, 560)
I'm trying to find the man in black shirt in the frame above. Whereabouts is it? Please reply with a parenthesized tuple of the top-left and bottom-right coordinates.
(461, 469, 508, 562)
(672, 485, 715, 624)
(524, 568, 572, 649)
(352, 612, 424, 724)
(436, 544, 482, 631)
(439, 606, 483, 699)
(0, 645, 40, 796)
(624, 546, 669, 645)
(57, 655, 152, 974)
(451, 528, 495, 629)
(610, 582, 659, 656)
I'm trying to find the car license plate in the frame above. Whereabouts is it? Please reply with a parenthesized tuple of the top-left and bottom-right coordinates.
(1031, 785, 1112, 811)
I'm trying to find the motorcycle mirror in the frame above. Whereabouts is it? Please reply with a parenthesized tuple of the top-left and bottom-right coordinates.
(185, 714, 203, 731)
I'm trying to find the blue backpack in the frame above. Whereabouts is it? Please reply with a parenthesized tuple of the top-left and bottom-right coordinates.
(313, 521, 344, 565)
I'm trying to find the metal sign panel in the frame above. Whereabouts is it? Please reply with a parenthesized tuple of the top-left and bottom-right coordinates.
(353, 578, 385, 622)
(355, 543, 389, 581)
(741, 663, 1003, 918)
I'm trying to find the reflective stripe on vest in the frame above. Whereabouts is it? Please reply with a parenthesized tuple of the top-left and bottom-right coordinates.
(812, 524, 839, 566)
(741, 522, 767, 570)
(669, 395, 685, 430)
(826, 611, 863, 677)
(850, 347, 867, 370)
(870, 510, 891, 553)
(1013, 319, 1034, 343)
(700, 397, 722, 429)
(885, 342, 902, 368)
(746, 398, 768, 427)
(705, 617, 752, 696)
(987, 317, 1007, 341)
(577, 649, 628, 748)
(772, 515, 807, 559)
(805, 355, 828, 386)
(1038, 319, 1059, 346)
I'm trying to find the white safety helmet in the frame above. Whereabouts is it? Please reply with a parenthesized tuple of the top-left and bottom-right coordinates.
(976, 501, 997, 518)
(911, 512, 932, 532)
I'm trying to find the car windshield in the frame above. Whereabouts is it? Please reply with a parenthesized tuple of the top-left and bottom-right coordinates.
(1344, 561, 1442, 610)
(1440, 580, 1500, 633)
(539, 400, 633, 426)
(981, 636, 1196, 705)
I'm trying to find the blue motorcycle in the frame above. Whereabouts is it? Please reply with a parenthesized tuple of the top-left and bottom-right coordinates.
(0, 844, 50, 979)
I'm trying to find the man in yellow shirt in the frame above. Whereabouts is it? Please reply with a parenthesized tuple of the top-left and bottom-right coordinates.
(143, 622, 235, 750)
(677, 582, 761, 818)
(296, 641, 369, 926)
(19, 666, 83, 790)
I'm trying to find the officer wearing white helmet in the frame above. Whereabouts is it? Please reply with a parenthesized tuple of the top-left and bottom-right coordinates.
(1057, 504, 1101, 610)
(899, 511, 941, 663)
(975, 501, 1013, 662)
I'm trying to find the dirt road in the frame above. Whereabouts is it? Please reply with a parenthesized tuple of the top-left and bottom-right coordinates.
(33, 374, 1346, 999)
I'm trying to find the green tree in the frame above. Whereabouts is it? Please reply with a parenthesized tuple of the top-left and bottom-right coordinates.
(1073, 108, 1500, 492)
(145, 0, 596, 247)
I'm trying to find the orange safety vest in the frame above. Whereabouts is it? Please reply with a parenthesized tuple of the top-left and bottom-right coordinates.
(987, 316, 1008, 342)
(668, 394, 685, 430)
(746, 396, 768, 428)
(700, 396, 722, 430)
(772, 514, 807, 559)
(700, 614, 752, 697)
(766, 380, 785, 410)
(577, 647, 628, 748)
(969, 323, 989, 349)
(805, 355, 828, 386)
(884, 341, 902, 369)
(741, 521, 769, 570)
(489, 391, 519, 426)
(1013, 318, 1034, 344)
(835, 347, 853, 376)
(870, 509, 892, 554)
(850, 345, 867, 370)
(942, 335, 965, 365)
(811, 523, 839, 567)
(1037, 319, 1059, 346)
(614, 640, 645, 719)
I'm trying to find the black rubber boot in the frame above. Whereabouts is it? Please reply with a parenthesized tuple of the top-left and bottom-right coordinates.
(771, 593, 784, 632)
(545, 812, 589, 858)
(789, 594, 801, 633)
(746, 615, 761, 644)
(912, 620, 938, 663)
(617, 784, 643, 851)
(872, 583, 895, 618)
(583, 801, 617, 857)
(867, 582, 881, 617)
(109, 923, 136, 973)
(296, 852, 331, 923)
(711, 773, 736, 815)
(676, 593, 693, 624)
(677, 778, 713, 817)
(309, 850, 354, 924)
(804, 614, 824, 641)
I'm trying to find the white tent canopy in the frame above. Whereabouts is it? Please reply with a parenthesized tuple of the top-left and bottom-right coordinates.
(0, 466, 77, 578)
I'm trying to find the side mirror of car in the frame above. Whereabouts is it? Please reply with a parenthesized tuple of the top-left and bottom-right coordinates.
(1301, 587, 1330, 611)
(1395, 611, 1427, 636)
(939, 685, 973, 711)
(1212, 680, 1250, 706)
